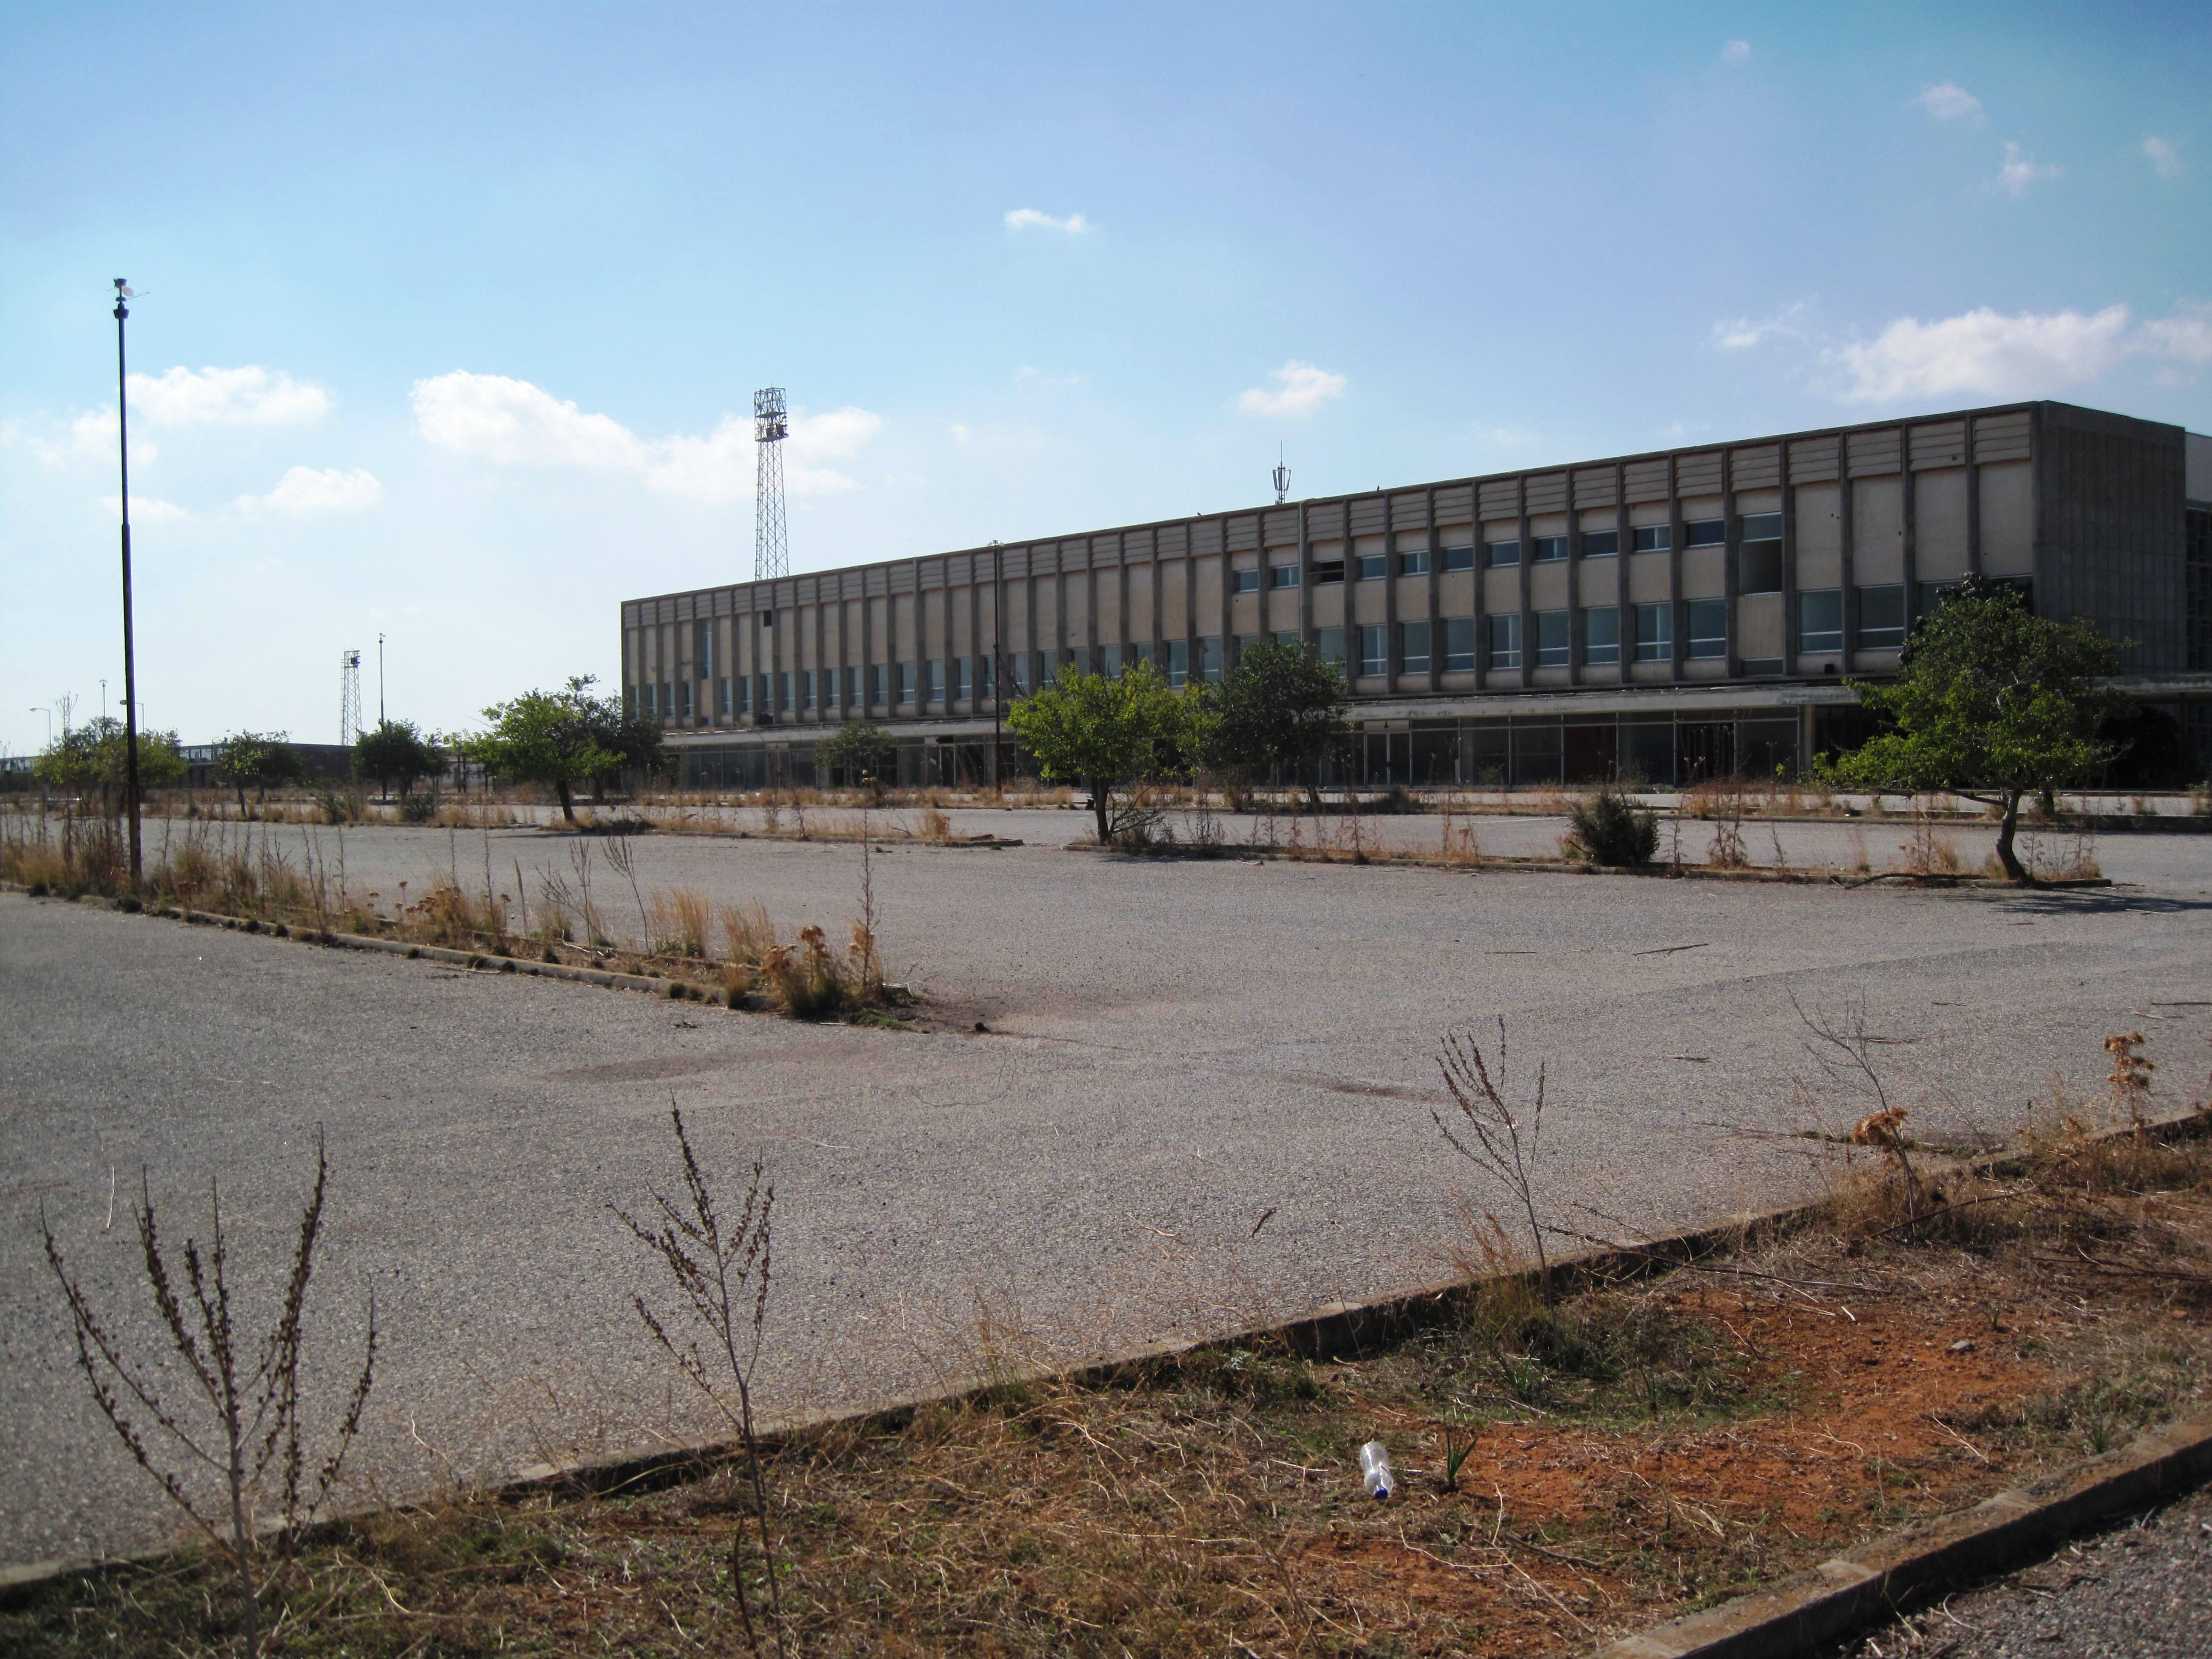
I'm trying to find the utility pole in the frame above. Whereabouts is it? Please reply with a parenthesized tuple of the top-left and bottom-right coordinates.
(378, 633, 386, 725)
(989, 541, 1003, 797)
(113, 279, 143, 886)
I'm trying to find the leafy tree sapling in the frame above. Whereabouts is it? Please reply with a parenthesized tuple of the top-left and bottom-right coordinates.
(352, 718, 441, 802)
(1006, 659, 1195, 845)
(1194, 639, 1349, 811)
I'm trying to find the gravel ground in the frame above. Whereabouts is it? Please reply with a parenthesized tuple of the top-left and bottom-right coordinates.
(1823, 1479, 2212, 1658)
(4, 823, 2210, 1571)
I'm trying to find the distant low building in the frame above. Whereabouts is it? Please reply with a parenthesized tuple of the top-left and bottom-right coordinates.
(621, 400, 2212, 788)
(179, 741, 358, 790)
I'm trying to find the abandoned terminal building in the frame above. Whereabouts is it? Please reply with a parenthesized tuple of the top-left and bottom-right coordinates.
(622, 400, 2212, 789)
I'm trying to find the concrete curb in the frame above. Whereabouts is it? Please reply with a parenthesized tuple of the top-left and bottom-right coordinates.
(1592, 1412, 2212, 1659)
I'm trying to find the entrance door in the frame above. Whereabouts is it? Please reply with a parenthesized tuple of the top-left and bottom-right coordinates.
(1564, 724, 1617, 783)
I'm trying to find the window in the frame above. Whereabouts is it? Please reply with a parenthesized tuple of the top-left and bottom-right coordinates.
(1684, 518, 1726, 547)
(870, 663, 888, 704)
(1633, 602, 1671, 662)
(1443, 544, 1475, 572)
(1857, 584, 1904, 649)
(1270, 563, 1301, 588)
(1233, 634, 1260, 665)
(1739, 512, 1783, 543)
(1486, 539, 1522, 567)
(1310, 559, 1344, 584)
(1201, 636, 1222, 681)
(1799, 589, 1843, 654)
(1274, 630, 1301, 650)
(952, 657, 970, 700)
(1536, 609, 1570, 666)
(846, 666, 863, 706)
(977, 658, 994, 701)
(670, 681, 684, 719)
(1583, 606, 1620, 665)
(1166, 638, 1189, 687)
(926, 659, 944, 702)
(1532, 536, 1568, 562)
(1356, 553, 1388, 581)
(1399, 620, 1431, 675)
(1315, 627, 1345, 666)
(757, 674, 772, 713)
(1582, 530, 1620, 558)
(1233, 567, 1260, 593)
(898, 662, 916, 703)
(737, 676, 752, 715)
(1133, 641, 1154, 666)
(1400, 547, 1431, 576)
(802, 670, 816, 710)
(1487, 613, 1522, 670)
(625, 683, 637, 716)
(1099, 644, 1122, 675)
(1632, 524, 1671, 554)
(1358, 624, 1387, 676)
(776, 674, 792, 713)
(1444, 617, 1475, 671)
(695, 620, 715, 677)
(638, 683, 654, 716)
(1687, 599, 1728, 659)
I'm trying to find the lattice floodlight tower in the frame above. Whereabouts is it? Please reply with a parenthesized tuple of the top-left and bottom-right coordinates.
(753, 386, 789, 582)
(340, 649, 363, 746)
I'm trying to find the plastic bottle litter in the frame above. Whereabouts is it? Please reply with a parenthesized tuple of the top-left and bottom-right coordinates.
(1357, 1440, 1395, 1502)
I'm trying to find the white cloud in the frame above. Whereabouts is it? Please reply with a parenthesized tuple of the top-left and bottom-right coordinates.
(2144, 136, 2183, 179)
(1236, 360, 1347, 418)
(1004, 208, 1092, 234)
(1912, 81, 1984, 123)
(127, 365, 331, 426)
(1994, 140, 2060, 198)
(2137, 302, 2212, 370)
(950, 422, 971, 446)
(237, 465, 383, 516)
(1832, 305, 2132, 400)
(1719, 40, 1751, 66)
(411, 371, 880, 503)
(1712, 300, 1813, 350)
(98, 494, 188, 522)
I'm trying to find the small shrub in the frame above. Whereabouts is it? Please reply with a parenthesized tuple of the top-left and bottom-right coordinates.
(1566, 790, 1660, 867)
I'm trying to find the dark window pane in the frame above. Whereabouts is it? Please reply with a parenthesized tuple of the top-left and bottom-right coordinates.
(1486, 539, 1521, 567)
(1684, 518, 1726, 548)
(1582, 530, 1619, 558)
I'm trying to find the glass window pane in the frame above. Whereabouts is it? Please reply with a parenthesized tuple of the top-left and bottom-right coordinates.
(1799, 589, 1843, 653)
(1532, 536, 1567, 562)
(1582, 530, 1620, 558)
(1583, 606, 1620, 664)
(1167, 638, 1189, 687)
(1684, 518, 1726, 547)
(1486, 539, 1521, 567)
(1536, 609, 1570, 665)
(1233, 567, 1260, 593)
(1444, 617, 1475, 670)
(1358, 624, 1387, 675)
(1633, 602, 1672, 661)
(1443, 544, 1475, 571)
(1270, 563, 1301, 588)
(1201, 636, 1222, 681)
(1315, 626, 1345, 665)
(1740, 512, 1783, 542)
(1399, 548, 1431, 576)
(1487, 613, 1521, 669)
(1687, 599, 1728, 658)
(1400, 621, 1430, 673)
(1632, 524, 1671, 553)
(1357, 554, 1387, 580)
(1856, 584, 1905, 648)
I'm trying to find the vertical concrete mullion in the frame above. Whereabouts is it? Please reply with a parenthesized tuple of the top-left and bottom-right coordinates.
(1516, 477, 1533, 691)
(1613, 463, 1630, 684)
(1838, 435, 1857, 661)
(1468, 482, 1486, 695)
(1566, 492, 1583, 681)
(1899, 427, 1919, 626)
(1383, 508, 1399, 688)
(1965, 416, 1983, 577)
(1218, 515, 1234, 673)
(1178, 527, 1195, 688)
(1150, 531, 1164, 670)
(1297, 502, 1313, 647)
(1781, 448, 1800, 679)
(1668, 456, 1685, 682)
(1427, 486, 1442, 696)
(1722, 453, 1740, 680)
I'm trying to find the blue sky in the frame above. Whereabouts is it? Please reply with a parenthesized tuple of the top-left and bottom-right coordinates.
(4, 2, 2207, 753)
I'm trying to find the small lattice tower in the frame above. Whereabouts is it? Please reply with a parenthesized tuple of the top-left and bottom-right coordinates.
(753, 387, 789, 582)
(340, 649, 363, 745)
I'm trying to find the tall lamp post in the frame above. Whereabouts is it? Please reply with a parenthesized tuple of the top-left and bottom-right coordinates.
(113, 279, 143, 886)
(378, 633, 386, 726)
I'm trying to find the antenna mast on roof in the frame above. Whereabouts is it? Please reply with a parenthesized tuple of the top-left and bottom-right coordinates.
(1271, 445, 1291, 506)
(753, 387, 789, 582)
(339, 649, 363, 746)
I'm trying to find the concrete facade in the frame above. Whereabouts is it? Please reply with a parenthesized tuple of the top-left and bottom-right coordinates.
(622, 400, 2212, 788)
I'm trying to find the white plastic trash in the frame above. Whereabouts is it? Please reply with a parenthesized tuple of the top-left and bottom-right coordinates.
(1358, 1440, 1395, 1501)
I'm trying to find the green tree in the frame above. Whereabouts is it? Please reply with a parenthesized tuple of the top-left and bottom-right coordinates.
(353, 719, 442, 800)
(1822, 576, 2118, 882)
(215, 731, 306, 819)
(1196, 639, 1349, 810)
(463, 684, 619, 824)
(569, 678, 667, 799)
(1007, 660, 1192, 844)
(33, 717, 187, 814)
(817, 720, 897, 790)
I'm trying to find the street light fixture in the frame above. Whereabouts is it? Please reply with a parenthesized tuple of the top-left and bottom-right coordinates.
(113, 279, 143, 886)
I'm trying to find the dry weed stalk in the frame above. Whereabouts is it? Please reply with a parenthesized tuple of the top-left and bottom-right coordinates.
(2106, 1031, 2153, 1133)
(41, 1138, 376, 1659)
(1793, 990, 1924, 1223)
(613, 1107, 785, 1659)
(1434, 1020, 1556, 1307)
